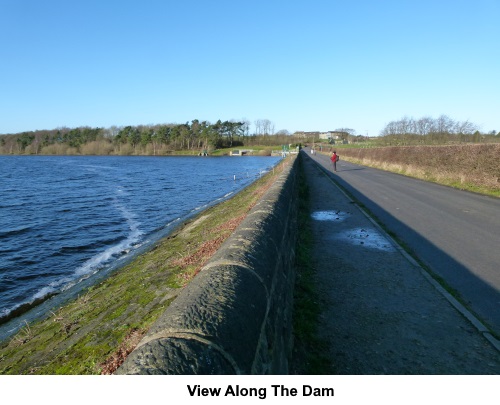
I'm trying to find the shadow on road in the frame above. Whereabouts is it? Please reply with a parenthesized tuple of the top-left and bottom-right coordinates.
(303, 150, 500, 338)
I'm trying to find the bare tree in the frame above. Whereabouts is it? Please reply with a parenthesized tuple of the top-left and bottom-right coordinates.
(275, 129, 290, 136)
(241, 119, 251, 136)
(415, 116, 435, 136)
(254, 119, 263, 135)
(454, 119, 478, 135)
(436, 115, 454, 137)
(262, 119, 271, 135)
(254, 119, 275, 135)
(380, 114, 482, 144)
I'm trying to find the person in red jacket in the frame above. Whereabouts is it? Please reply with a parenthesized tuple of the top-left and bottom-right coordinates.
(331, 151, 339, 172)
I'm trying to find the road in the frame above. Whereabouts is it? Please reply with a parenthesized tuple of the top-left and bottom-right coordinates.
(306, 149, 500, 335)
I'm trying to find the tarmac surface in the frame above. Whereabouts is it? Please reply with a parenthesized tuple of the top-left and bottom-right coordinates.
(301, 150, 500, 374)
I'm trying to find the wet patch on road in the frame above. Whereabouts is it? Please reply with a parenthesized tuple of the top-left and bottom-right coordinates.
(312, 210, 395, 252)
(311, 210, 351, 222)
(334, 227, 396, 252)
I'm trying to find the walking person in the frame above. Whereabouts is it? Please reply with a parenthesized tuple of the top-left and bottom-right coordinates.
(331, 150, 339, 172)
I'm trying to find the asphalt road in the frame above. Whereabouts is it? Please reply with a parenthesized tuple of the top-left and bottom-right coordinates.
(305, 149, 500, 335)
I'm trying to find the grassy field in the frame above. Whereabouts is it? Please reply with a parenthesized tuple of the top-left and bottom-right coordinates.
(0, 158, 292, 375)
(210, 146, 284, 156)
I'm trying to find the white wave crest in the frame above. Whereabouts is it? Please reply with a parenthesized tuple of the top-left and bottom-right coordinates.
(31, 198, 143, 300)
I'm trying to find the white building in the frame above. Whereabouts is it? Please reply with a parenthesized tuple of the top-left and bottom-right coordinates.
(319, 131, 344, 141)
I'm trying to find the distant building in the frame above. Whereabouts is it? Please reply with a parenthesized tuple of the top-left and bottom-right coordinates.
(319, 131, 345, 141)
(293, 130, 348, 142)
(293, 131, 320, 139)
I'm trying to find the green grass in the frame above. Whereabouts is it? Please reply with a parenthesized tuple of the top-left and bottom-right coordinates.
(443, 180, 500, 198)
(209, 146, 282, 156)
(291, 156, 335, 374)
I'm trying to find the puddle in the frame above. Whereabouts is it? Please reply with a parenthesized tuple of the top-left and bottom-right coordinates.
(335, 227, 395, 252)
(311, 210, 350, 222)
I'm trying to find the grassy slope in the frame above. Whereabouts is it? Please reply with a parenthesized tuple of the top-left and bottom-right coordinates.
(330, 144, 500, 197)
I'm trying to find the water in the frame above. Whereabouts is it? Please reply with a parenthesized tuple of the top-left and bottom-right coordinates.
(0, 155, 280, 332)
(311, 210, 351, 222)
(311, 209, 395, 252)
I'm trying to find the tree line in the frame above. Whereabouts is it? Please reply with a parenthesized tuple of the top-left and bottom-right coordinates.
(378, 115, 499, 145)
(3, 115, 498, 155)
(0, 120, 254, 155)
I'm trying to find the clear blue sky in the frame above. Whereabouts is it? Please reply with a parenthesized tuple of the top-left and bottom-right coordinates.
(1, 0, 499, 136)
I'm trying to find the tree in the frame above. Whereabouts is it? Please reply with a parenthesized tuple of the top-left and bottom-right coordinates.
(262, 119, 273, 135)
(197, 121, 211, 149)
(16, 132, 35, 152)
(454, 120, 478, 136)
(156, 125, 171, 146)
(141, 128, 153, 149)
(473, 130, 481, 143)
(379, 115, 483, 145)
(114, 126, 138, 152)
(210, 120, 224, 148)
(178, 123, 190, 150)
(190, 120, 201, 149)
(275, 129, 290, 136)
(435, 115, 454, 139)
(62, 128, 82, 148)
(415, 116, 435, 136)
(241, 119, 251, 136)
(42, 134, 51, 147)
(119, 126, 140, 150)
(254, 119, 274, 136)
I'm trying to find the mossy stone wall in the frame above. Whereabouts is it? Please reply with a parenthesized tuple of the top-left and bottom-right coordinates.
(116, 157, 299, 374)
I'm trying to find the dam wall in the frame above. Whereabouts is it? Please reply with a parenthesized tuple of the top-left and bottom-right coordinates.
(116, 156, 299, 374)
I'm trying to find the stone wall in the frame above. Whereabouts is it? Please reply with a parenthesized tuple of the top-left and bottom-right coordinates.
(116, 156, 299, 374)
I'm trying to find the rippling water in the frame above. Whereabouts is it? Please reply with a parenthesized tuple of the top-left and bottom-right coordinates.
(0, 155, 280, 329)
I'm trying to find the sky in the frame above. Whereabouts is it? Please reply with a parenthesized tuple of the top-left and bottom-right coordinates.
(1, 0, 499, 136)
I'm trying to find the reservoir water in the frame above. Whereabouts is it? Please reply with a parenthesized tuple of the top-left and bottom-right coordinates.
(0, 155, 280, 336)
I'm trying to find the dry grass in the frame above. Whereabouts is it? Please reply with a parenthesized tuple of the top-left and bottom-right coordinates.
(10, 321, 33, 347)
(99, 328, 146, 374)
(171, 174, 277, 283)
(339, 144, 500, 194)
